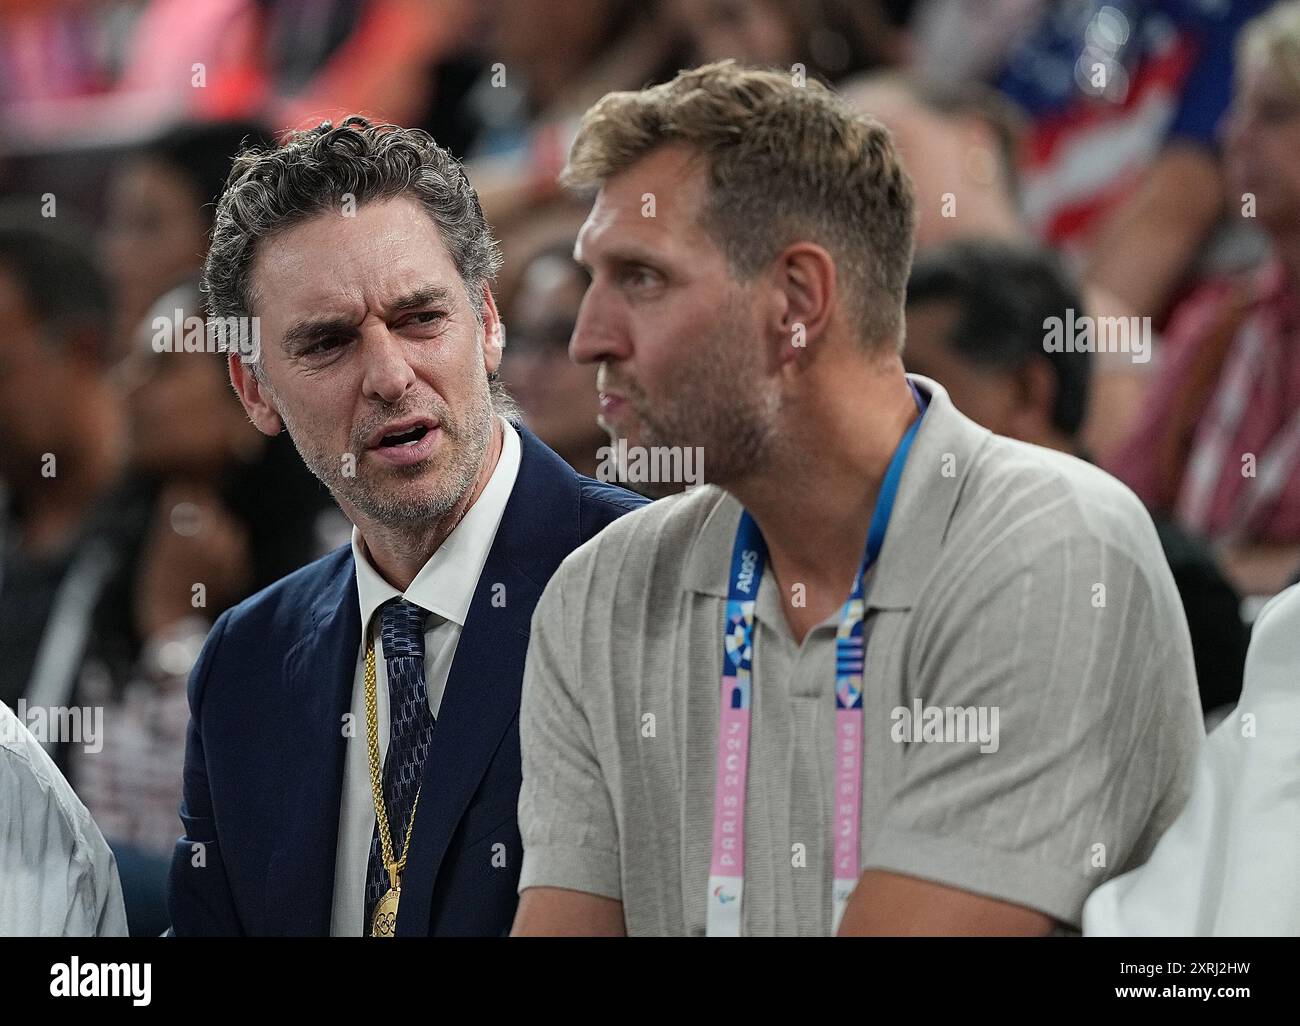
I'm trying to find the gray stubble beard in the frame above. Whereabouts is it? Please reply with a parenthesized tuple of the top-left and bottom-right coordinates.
(625, 310, 784, 489)
(273, 373, 496, 531)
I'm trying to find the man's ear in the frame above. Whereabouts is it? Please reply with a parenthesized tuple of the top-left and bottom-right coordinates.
(228, 353, 284, 436)
(767, 242, 837, 367)
(479, 283, 504, 377)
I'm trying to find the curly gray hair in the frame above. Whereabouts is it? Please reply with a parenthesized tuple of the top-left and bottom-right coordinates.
(204, 116, 511, 407)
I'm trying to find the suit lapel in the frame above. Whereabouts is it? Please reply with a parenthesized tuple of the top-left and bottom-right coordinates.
(395, 425, 581, 934)
(267, 552, 359, 935)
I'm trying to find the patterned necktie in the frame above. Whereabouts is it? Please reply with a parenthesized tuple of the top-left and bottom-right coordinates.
(363, 598, 436, 933)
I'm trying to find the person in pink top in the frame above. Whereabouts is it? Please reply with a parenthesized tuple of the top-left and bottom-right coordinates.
(1106, 2, 1300, 598)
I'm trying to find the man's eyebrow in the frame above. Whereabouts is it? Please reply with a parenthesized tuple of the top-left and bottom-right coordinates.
(279, 284, 458, 352)
(581, 244, 665, 270)
(281, 315, 358, 352)
(387, 284, 456, 313)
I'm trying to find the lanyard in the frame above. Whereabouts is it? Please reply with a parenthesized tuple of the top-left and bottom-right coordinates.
(706, 387, 925, 936)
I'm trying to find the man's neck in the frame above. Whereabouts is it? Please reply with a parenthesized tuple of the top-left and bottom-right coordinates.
(359, 417, 504, 591)
(729, 361, 918, 641)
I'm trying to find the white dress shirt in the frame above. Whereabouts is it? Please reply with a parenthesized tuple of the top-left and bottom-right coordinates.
(0, 701, 128, 936)
(329, 418, 521, 935)
(1083, 583, 1300, 936)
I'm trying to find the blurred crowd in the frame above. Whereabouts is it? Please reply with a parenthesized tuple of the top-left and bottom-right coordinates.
(2, 0, 1299, 933)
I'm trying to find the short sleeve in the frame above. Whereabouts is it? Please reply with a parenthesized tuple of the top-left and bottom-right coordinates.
(75, 801, 129, 938)
(0, 712, 129, 937)
(864, 531, 1201, 929)
(517, 568, 622, 899)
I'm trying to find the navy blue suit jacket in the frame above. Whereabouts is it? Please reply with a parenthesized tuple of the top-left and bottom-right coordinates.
(167, 425, 645, 935)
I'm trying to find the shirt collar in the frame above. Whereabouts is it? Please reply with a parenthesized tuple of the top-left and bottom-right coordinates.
(680, 375, 989, 610)
(351, 417, 522, 643)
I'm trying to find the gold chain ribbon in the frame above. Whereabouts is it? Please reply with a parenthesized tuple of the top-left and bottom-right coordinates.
(365, 632, 422, 937)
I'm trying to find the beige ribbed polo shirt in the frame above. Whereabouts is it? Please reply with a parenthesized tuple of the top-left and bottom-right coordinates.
(518, 375, 1203, 935)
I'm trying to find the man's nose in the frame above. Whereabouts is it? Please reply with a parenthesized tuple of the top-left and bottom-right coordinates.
(569, 285, 631, 366)
(359, 326, 417, 404)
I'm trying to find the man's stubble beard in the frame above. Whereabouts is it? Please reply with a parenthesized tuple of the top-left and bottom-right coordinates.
(615, 303, 783, 488)
(264, 367, 495, 528)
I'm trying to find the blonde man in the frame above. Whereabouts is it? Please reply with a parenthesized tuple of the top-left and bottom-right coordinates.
(512, 61, 1203, 936)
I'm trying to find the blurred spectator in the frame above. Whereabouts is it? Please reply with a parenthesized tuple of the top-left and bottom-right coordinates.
(0, 235, 339, 931)
(463, 0, 685, 235)
(992, 0, 1271, 317)
(99, 118, 269, 360)
(117, 281, 342, 616)
(0, 1, 471, 149)
(67, 279, 341, 934)
(905, 238, 1247, 715)
(467, 0, 678, 160)
(672, 0, 901, 83)
(840, 68, 1143, 463)
(841, 72, 1026, 250)
(1105, 1, 1300, 599)
(500, 241, 605, 477)
(906, 0, 1045, 86)
(959, 0, 1275, 460)
(491, 199, 590, 315)
(462, 0, 903, 238)
(261, 0, 476, 132)
(0, 216, 126, 718)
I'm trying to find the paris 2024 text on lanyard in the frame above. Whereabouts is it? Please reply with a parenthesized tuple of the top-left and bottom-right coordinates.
(707, 383, 927, 936)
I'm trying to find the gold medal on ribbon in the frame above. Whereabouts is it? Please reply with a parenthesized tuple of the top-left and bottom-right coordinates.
(371, 886, 400, 937)
(364, 635, 423, 938)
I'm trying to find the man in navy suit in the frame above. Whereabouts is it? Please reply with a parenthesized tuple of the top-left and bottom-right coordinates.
(166, 116, 644, 936)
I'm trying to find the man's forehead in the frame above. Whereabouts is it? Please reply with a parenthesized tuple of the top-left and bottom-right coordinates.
(256, 197, 450, 272)
(576, 146, 711, 260)
(252, 196, 461, 315)
(606, 142, 708, 197)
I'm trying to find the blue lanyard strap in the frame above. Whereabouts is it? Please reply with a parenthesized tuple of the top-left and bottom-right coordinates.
(710, 381, 926, 935)
(725, 384, 927, 647)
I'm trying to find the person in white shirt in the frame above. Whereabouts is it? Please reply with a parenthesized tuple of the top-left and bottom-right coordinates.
(1083, 584, 1300, 935)
(0, 700, 128, 936)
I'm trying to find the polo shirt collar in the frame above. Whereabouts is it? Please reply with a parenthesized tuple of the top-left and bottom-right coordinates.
(680, 375, 989, 611)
